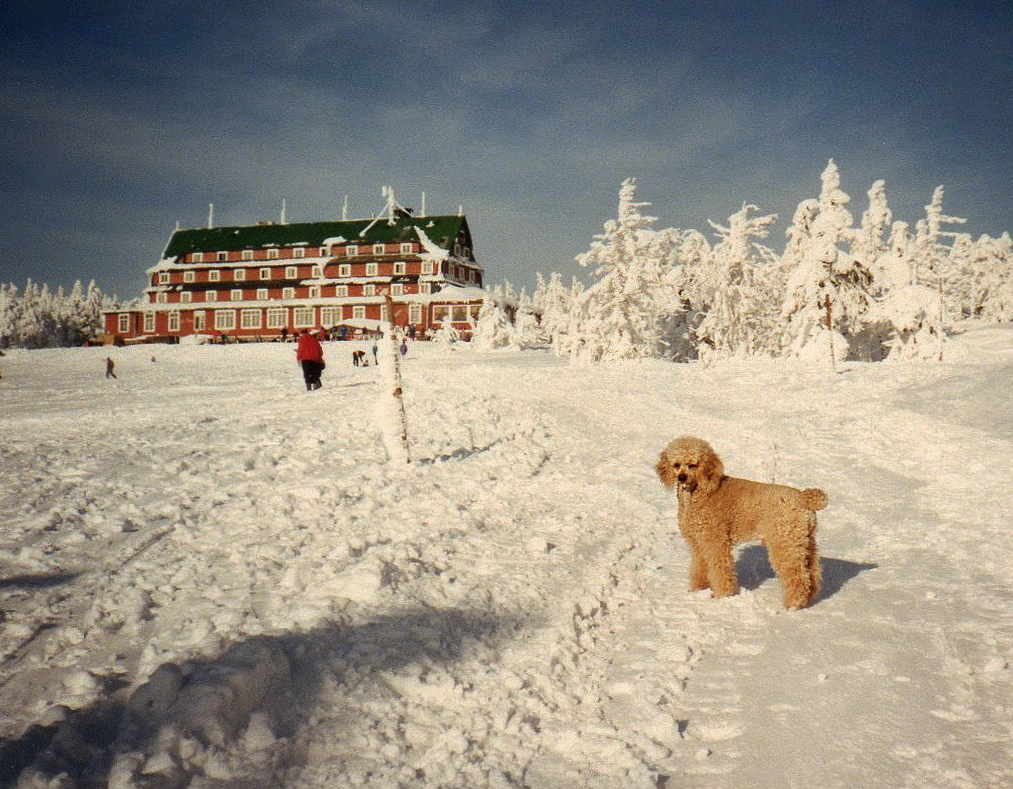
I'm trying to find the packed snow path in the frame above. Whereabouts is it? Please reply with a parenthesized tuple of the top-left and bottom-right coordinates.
(1, 330, 1011, 788)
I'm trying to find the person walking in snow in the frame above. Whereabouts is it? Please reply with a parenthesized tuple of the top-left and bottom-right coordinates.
(371, 338, 379, 365)
(296, 330, 325, 390)
(105, 357, 117, 379)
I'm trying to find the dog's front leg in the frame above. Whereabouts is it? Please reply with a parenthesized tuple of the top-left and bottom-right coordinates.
(687, 541, 710, 592)
(704, 541, 740, 598)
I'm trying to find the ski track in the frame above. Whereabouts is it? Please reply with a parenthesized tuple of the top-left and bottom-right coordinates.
(1, 338, 1012, 788)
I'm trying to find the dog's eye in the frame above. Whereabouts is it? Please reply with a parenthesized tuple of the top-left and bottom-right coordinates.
(671, 462, 681, 469)
(688, 463, 698, 469)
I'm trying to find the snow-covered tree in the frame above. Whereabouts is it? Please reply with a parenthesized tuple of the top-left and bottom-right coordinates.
(569, 179, 685, 363)
(470, 298, 514, 350)
(781, 160, 875, 361)
(873, 284, 946, 361)
(695, 203, 781, 358)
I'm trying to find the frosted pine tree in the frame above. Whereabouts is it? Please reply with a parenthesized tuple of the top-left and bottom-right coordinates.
(854, 180, 892, 285)
(781, 160, 874, 361)
(0, 283, 18, 349)
(570, 178, 683, 363)
(695, 203, 780, 358)
(537, 272, 574, 356)
(470, 298, 514, 350)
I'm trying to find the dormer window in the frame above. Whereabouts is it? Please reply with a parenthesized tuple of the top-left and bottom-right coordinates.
(400, 242, 413, 254)
(192, 252, 203, 263)
(293, 247, 305, 258)
(373, 243, 385, 254)
(159, 272, 170, 284)
(346, 244, 358, 256)
(242, 249, 254, 261)
(217, 251, 228, 262)
(267, 248, 279, 259)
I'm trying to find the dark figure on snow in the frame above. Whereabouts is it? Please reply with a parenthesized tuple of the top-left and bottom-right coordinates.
(296, 330, 325, 390)
(105, 357, 117, 379)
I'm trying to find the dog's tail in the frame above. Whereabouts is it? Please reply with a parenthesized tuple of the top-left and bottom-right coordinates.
(800, 488, 828, 511)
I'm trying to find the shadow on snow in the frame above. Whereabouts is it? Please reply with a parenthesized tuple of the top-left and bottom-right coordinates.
(735, 544, 878, 602)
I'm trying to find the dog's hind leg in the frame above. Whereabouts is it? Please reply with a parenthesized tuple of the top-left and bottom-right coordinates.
(768, 535, 814, 610)
(805, 513, 821, 605)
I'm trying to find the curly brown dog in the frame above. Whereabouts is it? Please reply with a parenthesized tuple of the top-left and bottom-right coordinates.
(656, 436, 828, 610)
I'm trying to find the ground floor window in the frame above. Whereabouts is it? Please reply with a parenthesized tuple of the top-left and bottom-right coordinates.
(215, 310, 236, 331)
(432, 305, 449, 324)
(320, 306, 340, 326)
(293, 306, 315, 327)
(168, 311, 180, 332)
(144, 312, 155, 332)
(352, 305, 365, 320)
(241, 309, 262, 330)
(118, 314, 130, 333)
(266, 307, 287, 329)
(409, 303, 422, 325)
(193, 311, 206, 331)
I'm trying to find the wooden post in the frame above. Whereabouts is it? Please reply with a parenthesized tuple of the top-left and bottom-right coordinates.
(824, 292, 837, 373)
(384, 292, 411, 463)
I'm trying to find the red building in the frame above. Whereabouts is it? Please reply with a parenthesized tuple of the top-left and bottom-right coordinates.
(103, 207, 485, 343)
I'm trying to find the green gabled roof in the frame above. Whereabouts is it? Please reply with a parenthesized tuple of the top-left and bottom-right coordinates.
(162, 214, 471, 259)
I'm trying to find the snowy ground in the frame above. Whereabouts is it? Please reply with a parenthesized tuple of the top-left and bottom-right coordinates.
(1, 327, 1012, 789)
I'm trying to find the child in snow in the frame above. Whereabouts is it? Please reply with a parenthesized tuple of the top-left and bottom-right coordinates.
(105, 357, 117, 379)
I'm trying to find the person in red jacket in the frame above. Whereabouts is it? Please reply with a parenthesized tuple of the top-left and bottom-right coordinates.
(296, 329, 325, 390)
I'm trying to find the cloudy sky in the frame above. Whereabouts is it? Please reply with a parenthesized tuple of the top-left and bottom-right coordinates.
(2, 0, 1012, 299)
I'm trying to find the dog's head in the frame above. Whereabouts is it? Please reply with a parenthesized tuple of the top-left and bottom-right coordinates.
(655, 436, 724, 495)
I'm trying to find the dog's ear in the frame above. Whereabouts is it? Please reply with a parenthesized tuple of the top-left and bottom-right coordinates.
(656, 449, 676, 489)
(697, 445, 724, 494)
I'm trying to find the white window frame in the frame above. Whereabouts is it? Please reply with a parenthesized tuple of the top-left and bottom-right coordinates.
(118, 314, 130, 332)
(391, 283, 404, 296)
(181, 291, 192, 303)
(320, 306, 339, 326)
(393, 261, 406, 275)
(338, 264, 351, 277)
(183, 270, 195, 283)
(400, 242, 413, 254)
(231, 289, 243, 301)
(409, 303, 422, 325)
(159, 271, 170, 284)
(241, 309, 262, 329)
(267, 248, 279, 259)
(293, 247, 305, 258)
(144, 313, 156, 332)
(214, 310, 237, 331)
(309, 286, 320, 298)
(363, 284, 376, 296)
(192, 252, 203, 263)
(336, 285, 348, 297)
(260, 267, 271, 280)
(168, 311, 180, 332)
(193, 311, 206, 331)
(347, 244, 359, 256)
(421, 261, 434, 275)
(285, 266, 298, 279)
(234, 268, 246, 281)
(311, 265, 322, 278)
(208, 270, 221, 282)
(256, 288, 268, 300)
(156, 292, 168, 304)
(205, 290, 217, 302)
(365, 262, 378, 276)
(266, 307, 287, 329)
(293, 306, 315, 327)
(373, 243, 385, 254)
(282, 287, 295, 299)
(217, 251, 228, 262)
(420, 282, 432, 294)
(352, 305, 365, 320)
(242, 249, 254, 261)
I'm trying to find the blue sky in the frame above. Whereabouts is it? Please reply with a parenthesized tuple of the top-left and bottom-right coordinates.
(2, 0, 1012, 299)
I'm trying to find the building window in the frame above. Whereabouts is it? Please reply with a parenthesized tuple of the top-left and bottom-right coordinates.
(293, 247, 305, 258)
(209, 270, 220, 282)
(217, 251, 228, 262)
(338, 264, 351, 277)
(336, 285, 348, 297)
(293, 306, 314, 327)
(181, 291, 192, 303)
(266, 307, 287, 329)
(282, 287, 295, 299)
(409, 303, 422, 325)
(400, 242, 413, 254)
(206, 290, 217, 302)
(242, 249, 254, 261)
(158, 272, 170, 284)
(453, 243, 461, 256)
(365, 262, 378, 276)
(256, 288, 268, 300)
(260, 267, 271, 280)
(193, 311, 206, 331)
(234, 268, 246, 281)
(118, 314, 130, 333)
(373, 243, 385, 254)
(214, 310, 236, 330)
(285, 266, 297, 279)
(391, 283, 404, 296)
(421, 261, 434, 275)
(192, 252, 203, 263)
(184, 270, 195, 283)
(156, 292, 168, 304)
(320, 306, 339, 326)
(241, 309, 262, 329)
(363, 284, 376, 296)
(311, 265, 322, 278)
(347, 244, 358, 256)
(420, 282, 432, 294)
(144, 313, 156, 332)
(168, 311, 180, 332)
(267, 248, 279, 259)
(306, 286, 318, 298)
(393, 261, 406, 275)
(352, 305, 365, 320)
(231, 289, 243, 301)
